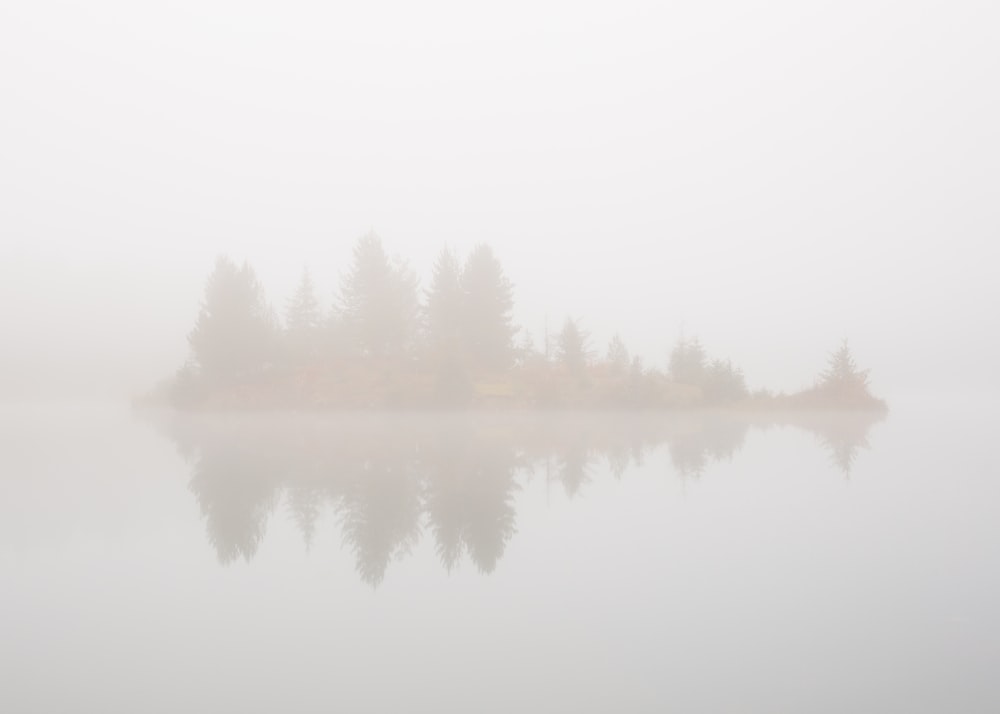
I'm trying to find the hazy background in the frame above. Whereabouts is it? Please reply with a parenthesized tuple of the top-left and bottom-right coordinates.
(2, 0, 997, 401)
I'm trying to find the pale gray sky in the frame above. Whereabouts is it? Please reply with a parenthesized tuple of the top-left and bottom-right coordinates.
(1, 0, 997, 399)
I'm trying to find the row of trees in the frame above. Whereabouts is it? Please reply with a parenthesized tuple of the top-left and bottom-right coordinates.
(173, 232, 877, 409)
(187, 233, 517, 379)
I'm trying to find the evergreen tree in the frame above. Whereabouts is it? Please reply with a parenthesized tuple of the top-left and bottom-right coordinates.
(285, 268, 321, 333)
(628, 355, 648, 401)
(557, 317, 591, 373)
(703, 358, 748, 405)
(607, 333, 630, 372)
(461, 244, 515, 370)
(668, 337, 707, 386)
(820, 340, 869, 388)
(188, 256, 276, 381)
(337, 232, 419, 359)
(424, 246, 464, 360)
(515, 330, 542, 367)
(284, 268, 322, 365)
(817, 340, 872, 400)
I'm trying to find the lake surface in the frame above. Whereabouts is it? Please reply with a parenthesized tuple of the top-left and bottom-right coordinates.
(1, 400, 997, 713)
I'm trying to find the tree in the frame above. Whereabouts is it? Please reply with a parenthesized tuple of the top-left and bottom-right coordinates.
(284, 268, 322, 365)
(557, 317, 591, 373)
(669, 337, 748, 404)
(627, 355, 649, 404)
(702, 358, 748, 405)
(188, 256, 277, 382)
(607, 333, 630, 372)
(285, 268, 321, 333)
(514, 330, 543, 367)
(668, 337, 707, 386)
(817, 340, 873, 401)
(424, 246, 464, 360)
(337, 232, 419, 359)
(461, 244, 515, 371)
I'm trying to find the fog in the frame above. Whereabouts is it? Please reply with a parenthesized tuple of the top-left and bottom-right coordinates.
(3, 4, 1000, 712)
(4, 398, 999, 713)
(2, 1, 998, 400)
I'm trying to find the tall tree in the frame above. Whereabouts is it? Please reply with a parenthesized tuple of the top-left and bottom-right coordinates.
(515, 330, 542, 367)
(284, 268, 322, 365)
(819, 340, 870, 389)
(668, 337, 707, 386)
(461, 244, 515, 370)
(607, 333, 630, 372)
(557, 317, 591, 374)
(337, 232, 419, 359)
(817, 339, 873, 401)
(424, 246, 464, 360)
(188, 256, 276, 381)
(285, 268, 321, 333)
(703, 358, 748, 405)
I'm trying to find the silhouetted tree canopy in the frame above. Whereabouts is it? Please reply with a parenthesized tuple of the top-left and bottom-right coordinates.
(607, 333, 630, 372)
(813, 340, 876, 405)
(667, 338, 749, 405)
(284, 268, 322, 365)
(820, 340, 870, 389)
(188, 256, 277, 382)
(424, 246, 464, 361)
(338, 232, 419, 359)
(668, 337, 707, 386)
(702, 359, 748, 405)
(461, 244, 515, 370)
(157, 239, 886, 412)
(286, 268, 321, 333)
(557, 317, 591, 374)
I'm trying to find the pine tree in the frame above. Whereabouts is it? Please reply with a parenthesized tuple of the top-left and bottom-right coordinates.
(188, 256, 276, 381)
(668, 337, 707, 386)
(820, 340, 870, 388)
(703, 358, 748, 405)
(607, 333, 630, 372)
(337, 232, 419, 359)
(285, 268, 320, 333)
(515, 330, 542, 366)
(557, 317, 591, 373)
(817, 339, 873, 402)
(461, 244, 515, 371)
(284, 268, 322, 365)
(424, 246, 464, 360)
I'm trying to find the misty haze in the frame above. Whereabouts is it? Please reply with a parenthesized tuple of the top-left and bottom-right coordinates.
(2, 1, 998, 713)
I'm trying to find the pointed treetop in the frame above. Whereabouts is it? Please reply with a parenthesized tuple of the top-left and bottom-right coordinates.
(285, 267, 321, 333)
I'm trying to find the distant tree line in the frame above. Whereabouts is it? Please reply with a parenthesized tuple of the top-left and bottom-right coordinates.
(161, 232, 882, 410)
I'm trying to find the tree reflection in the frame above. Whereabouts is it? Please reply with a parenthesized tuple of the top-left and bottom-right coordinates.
(339, 456, 422, 587)
(148, 408, 885, 583)
(186, 421, 280, 564)
(665, 413, 750, 478)
(422, 422, 519, 573)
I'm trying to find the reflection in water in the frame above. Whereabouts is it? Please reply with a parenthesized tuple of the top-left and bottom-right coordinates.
(152, 410, 884, 585)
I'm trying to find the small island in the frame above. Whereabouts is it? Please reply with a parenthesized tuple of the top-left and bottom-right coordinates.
(142, 232, 887, 413)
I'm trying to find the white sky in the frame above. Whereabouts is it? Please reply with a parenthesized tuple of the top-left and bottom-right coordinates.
(1, 0, 997, 399)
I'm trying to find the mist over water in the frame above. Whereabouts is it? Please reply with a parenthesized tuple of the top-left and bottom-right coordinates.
(2, 399, 998, 712)
(2, 2, 998, 400)
(153, 408, 883, 580)
(2, 1, 999, 711)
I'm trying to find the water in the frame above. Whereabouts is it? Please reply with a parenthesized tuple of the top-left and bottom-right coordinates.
(1, 400, 997, 713)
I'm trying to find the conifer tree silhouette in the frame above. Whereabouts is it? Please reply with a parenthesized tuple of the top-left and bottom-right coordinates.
(188, 256, 277, 381)
(461, 244, 515, 371)
(284, 267, 322, 364)
(337, 232, 419, 359)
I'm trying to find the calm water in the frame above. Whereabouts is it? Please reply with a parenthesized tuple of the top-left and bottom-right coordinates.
(1, 400, 997, 713)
